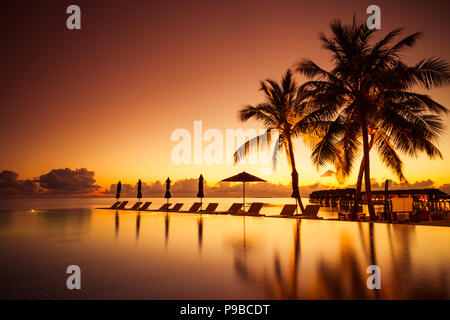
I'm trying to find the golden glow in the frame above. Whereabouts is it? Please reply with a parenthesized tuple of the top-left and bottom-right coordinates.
(1, 1, 449, 192)
(2, 205, 449, 298)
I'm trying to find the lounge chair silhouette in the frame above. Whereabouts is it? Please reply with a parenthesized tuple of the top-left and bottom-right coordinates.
(229, 203, 244, 214)
(219, 203, 243, 214)
(169, 203, 184, 212)
(246, 202, 264, 216)
(299, 205, 322, 219)
(199, 203, 219, 213)
(116, 201, 129, 210)
(139, 202, 152, 211)
(185, 202, 202, 213)
(152, 203, 171, 211)
(109, 202, 121, 209)
(129, 202, 143, 210)
(279, 204, 297, 216)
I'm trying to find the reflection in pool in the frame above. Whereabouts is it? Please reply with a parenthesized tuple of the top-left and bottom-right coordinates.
(0, 204, 448, 299)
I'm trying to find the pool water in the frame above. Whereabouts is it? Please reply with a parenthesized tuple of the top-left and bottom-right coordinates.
(0, 198, 448, 299)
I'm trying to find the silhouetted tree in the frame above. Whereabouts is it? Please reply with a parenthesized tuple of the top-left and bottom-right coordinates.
(234, 70, 317, 213)
(296, 18, 450, 219)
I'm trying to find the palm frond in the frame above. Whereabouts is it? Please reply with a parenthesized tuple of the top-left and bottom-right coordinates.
(412, 57, 450, 89)
(374, 132, 406, 182)
(233, 129, 277, 164)
(311, 121, 342, 168)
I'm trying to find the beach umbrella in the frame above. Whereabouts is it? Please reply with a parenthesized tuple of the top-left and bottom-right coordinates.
(115, 181, 122, 202)
(137, 179, 142, 202)
(197, 174, 205, 207)
(222, 171, 266, 210)
(164, 178, 171, 204)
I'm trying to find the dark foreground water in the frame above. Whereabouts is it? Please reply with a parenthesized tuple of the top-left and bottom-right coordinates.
(0, 198, 448, 299)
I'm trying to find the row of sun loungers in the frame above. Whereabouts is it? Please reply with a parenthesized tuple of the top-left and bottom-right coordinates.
(107, 201, 192, 212)
(279, 204, 322, 219)
(105, 201, 322, 218)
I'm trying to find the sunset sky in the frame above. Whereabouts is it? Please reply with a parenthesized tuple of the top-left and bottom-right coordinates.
(1, 0, 450, 195)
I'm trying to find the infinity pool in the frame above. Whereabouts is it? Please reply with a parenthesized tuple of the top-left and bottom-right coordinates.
(0, 198, 448, 299)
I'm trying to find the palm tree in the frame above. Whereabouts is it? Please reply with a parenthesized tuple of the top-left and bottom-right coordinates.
(234, 69, 314, 213)
(296, 19, 450, 219)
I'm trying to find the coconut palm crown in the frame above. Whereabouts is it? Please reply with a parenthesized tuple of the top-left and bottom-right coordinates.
(234, 69, 315, 213)
(295, 18, 450, 219)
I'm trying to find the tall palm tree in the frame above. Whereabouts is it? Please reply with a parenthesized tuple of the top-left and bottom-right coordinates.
(296, 19, 450, 219)
(234, 69, 314, 213)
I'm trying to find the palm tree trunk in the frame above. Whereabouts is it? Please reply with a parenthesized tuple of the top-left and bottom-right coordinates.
(350, 135, 374, 220)
(350, 158, 365, 220)
(362, 123, 376, 220)
(287, 136, 305, 213)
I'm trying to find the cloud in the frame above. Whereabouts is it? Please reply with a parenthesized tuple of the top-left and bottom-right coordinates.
(438, 184, 450, 195)
(0, 170, 40, 195)
(38, 168, 100, 194)
(107, 180, 165, 197)
(0, 168, 101, 197)
(390, 179, 435, 190)
(369, 179, 435, 191)
(107, 178, 333, 198)
(1, 169, 447, 198)
(321, 170, 336, 177)
(346, 179, 437, 192)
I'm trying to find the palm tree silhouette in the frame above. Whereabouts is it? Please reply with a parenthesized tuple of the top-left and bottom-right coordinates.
(234, 69, 315, 213)
(296, 18, 450, 219)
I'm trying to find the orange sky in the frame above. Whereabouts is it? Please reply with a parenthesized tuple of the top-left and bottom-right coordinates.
(1, 0, 450, 191)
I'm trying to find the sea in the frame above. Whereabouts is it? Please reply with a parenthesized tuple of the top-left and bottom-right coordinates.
(0, 197, 448, 299)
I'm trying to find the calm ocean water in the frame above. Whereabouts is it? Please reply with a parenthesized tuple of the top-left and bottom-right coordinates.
(0, 197, 333, 216)
(0, 198, 448, 299)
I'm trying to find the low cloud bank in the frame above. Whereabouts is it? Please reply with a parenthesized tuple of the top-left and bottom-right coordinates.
(0, 169, 448, 198)
(39, 168, 100, 194)
(0, 171, 40, 195)
(365, 179, 435, 191)
(107, 179, 300, 198)
(0, 168, 100, 197)
(106, 178, 448, 198)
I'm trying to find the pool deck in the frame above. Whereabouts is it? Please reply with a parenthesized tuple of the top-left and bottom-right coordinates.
(99, 207, 450, 226)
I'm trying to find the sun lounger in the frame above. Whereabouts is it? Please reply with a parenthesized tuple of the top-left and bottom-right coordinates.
(139, 202, 152, 211)
(116, 201, 129, 210)
(231, 203, 264, 216)
(129, 202, 143, 210)
(169, 203, 184, 212)
(299, 205, 322, 219)
(219, 203, 243, 214)
(184, 202, 202, 213)
(154, 203, 171, 211)
(279, 204, 298, 216)
(228, 203, 244, 213)
(109, 202, 121, 209)
(199, 203, 219, 213)
(246, 202, 264, 216)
